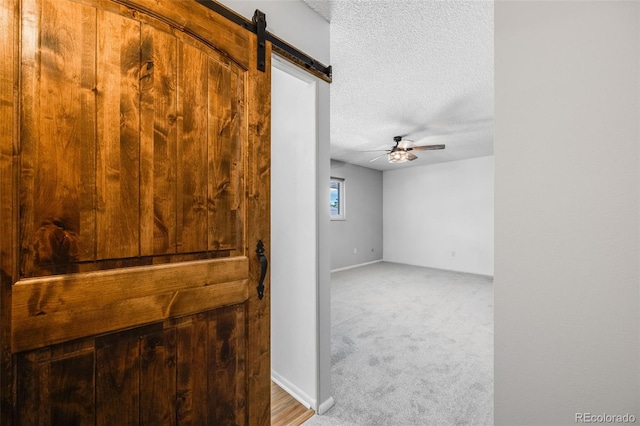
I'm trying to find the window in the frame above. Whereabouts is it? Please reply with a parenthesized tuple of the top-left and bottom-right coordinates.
(330, 177, 345, 220)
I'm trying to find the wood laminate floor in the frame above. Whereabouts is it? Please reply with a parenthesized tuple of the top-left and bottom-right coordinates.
(271, 381, 315, 426)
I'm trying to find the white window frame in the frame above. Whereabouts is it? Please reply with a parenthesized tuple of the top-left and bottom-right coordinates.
(330, 177, 346, 220)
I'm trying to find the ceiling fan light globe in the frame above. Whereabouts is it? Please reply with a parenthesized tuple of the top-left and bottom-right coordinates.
(388, 152, 409, 163)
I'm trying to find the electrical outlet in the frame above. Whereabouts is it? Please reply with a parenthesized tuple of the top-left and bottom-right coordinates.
(353, 248, 357, 254)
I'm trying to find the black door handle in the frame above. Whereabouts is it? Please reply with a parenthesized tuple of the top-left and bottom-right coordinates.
(256, 240, 268, 300)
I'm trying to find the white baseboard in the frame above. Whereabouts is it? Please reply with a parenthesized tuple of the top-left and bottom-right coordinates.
(271, 371, 315, 410)
(317, 396, 335, 415)
(331, 259, 382, 273)
(382, 259, 494, 279)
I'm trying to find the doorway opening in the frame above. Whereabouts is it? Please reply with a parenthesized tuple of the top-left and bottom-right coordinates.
(270, 56, 319, 413)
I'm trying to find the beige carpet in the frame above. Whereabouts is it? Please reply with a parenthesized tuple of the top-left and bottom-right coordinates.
(304, 262, 493, 426)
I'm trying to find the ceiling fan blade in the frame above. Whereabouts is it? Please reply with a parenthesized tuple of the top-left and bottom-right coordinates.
(407, 152, 418, 161)
(408, 144, 445, 151)
(369, 153, 388, 162)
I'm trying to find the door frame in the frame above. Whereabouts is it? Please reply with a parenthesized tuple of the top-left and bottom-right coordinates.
(270, 54, 318, 410)
(269, 52, 334, 415)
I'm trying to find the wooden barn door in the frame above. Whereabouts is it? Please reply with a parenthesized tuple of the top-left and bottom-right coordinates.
(0, 0, 271, 424)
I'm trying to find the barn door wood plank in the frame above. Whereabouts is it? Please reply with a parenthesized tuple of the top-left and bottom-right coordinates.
(96, 328, 142, 426)
(42, 0, 98, 265)
(229, 305, 247, 425)
(49, 351, 95, 425)
(0, 0, 18, 421)
(246, 36, 272, 426)
(19, 0, 42, 279)
(175, 314, 209, 425)
(96, 9, 140, 260)
(16, 350, 50, 425)
(230, 67, 247, 257)
(140, 24, 178, 256)
(12, 256, 247, 313)
(78, 5, 99, 264)
(20, 0, 98, 277)
(17, 344, 95, 426)
(140, 326, 177, 425)
(207, 60, 246, 257)
(176, 42, 208, 253)
(208, 59, 231, 253)
(209, 305, 247, 425)
(12, 275, 249, 353)
(208, 58, 246, 254)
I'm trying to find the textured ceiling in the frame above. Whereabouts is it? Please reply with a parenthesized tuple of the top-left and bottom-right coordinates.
(303, 0, 494, 171)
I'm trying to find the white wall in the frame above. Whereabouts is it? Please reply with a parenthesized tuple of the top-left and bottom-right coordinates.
(270, 63, 316, 408)
(219, 0, 333, 412)
(384, 156, 494, 276)
(495, 1, 639, 424)
(330, 161, 383, 271)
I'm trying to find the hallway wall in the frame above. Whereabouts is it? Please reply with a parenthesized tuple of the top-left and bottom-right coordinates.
(494, 1, 639, 423)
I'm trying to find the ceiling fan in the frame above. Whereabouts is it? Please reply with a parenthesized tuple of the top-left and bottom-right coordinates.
(369, 136, 445, 164)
